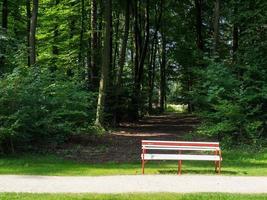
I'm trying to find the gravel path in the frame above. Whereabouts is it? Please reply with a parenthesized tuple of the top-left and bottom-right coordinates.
(0, 175, 266, 193)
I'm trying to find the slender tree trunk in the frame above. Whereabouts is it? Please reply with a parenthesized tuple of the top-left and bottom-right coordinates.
(148, 41, 157, 112)
(95, 0, 112, 126)
(114, 0, 130, 123)
(195, 0, 204, 51)
(51, 0, 59, 71)
(90, 0, 98, 88)
(112, 13, 120, 76)
(213, 0, 220, 55)
(29, 0, 39, 66)
(148, 0, 162, 112)
(78, 0, 85, 73)
(160, 32, 166, 112)
(132, 0, 150, 120)
(1, 0, 8, 30)
(0, 0, 8, 74)
(232, 5, 238, 62)
(26, 0, 31, 67)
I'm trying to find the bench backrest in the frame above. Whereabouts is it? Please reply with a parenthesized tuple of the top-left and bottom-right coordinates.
(142, 140, 220, 151)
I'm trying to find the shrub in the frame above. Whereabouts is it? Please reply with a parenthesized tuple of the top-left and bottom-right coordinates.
(0, 67, 96, 153)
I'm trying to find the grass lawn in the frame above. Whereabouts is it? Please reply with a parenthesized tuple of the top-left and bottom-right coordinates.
(0, 193, 267, 200)
(0, 149, 266, 176)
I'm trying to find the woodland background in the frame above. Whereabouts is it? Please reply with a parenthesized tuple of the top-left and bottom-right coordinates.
(0, 0, 266, 153)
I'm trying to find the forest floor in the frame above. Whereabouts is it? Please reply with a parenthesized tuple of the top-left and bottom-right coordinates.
(58, 113, 200, 163)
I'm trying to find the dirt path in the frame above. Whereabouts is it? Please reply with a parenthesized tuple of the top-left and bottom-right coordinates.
(57, 114, 199, 163)
(0, 175, 266, 193)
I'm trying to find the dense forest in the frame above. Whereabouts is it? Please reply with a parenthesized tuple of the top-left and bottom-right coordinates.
(0, 0, 266, 153)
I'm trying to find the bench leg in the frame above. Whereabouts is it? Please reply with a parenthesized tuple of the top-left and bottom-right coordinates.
(142, 159, 145, 174)
(218, 161, 221, 174)
(215, 161, 218, 173)
(178, 160, 182, 175)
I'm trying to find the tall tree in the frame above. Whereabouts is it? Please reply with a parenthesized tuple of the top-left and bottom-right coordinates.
(132, 0, 150, 119)
(1, 0, 8, 30)
(95, 0, 112, 126)
(148, 0, 163, 112)
(0, 0, 8, 74)
(232, 6, 238, 62)
(29, 0, 39, 66)
(78, 0, 86, 72)
(90, 0, 99, 88)
(26, 0, 31, 67)
(213, 0, 220, 54)
(195, 0, 204, 51)
(114, 0, 130, 123)
(159, 31, 166, 112)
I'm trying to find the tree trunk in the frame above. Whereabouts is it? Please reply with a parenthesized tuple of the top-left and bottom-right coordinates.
(113, 0, 130, 123)
(0, 0, 8, 74)
(95, 0, 112, 127)
(90, 0, 98, 88)
(148, 0, 162, 112)
(195, 0, 204, 51)
(1, 0, 8, 30)
(160, 31, 166, 112)
(29, 0, 39, 66)
(232, 4, 238, 62)
(112, 13, 120, 77)
(132, 0, 150, 120)
(26, 0, 31, 67)
(51, 0, 59, 71)
(213, 0, 220, 55)
(78, 0, 85, 73)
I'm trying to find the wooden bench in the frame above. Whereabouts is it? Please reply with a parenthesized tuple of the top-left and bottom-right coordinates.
(141, 140, 222, 175)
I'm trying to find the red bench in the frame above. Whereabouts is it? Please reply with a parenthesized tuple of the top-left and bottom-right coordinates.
(141, 140, 222, 175)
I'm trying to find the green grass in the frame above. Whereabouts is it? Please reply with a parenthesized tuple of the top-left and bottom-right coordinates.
(0, 149, 266, 176)
(0, 193, 266, 200)
(166, 104, 188, 113)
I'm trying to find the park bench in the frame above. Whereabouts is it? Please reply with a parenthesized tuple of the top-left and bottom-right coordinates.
(141, 140, 222, 175)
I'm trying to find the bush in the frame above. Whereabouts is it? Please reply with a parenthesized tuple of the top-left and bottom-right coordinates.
(0, 67, 97, 153)
(192, 62, 266, 146)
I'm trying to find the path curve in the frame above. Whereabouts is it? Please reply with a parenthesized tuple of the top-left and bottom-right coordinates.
(0, 175, 266, 193)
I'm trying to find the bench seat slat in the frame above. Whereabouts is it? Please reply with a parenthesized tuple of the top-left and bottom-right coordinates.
(142, 154, 221, 161)
(142, 146, 220, 151)
(142, 140, 219, 148)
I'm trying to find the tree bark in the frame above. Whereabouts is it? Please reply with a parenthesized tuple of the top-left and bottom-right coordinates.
(29, 0, 39, 66)
(113, 0, 130, 123)
(148, 0, 163, 112)
(195, 0, 204, 51)
(1, 0, 8, 30)
(0, 0, 8, 74)
(78, 0, 85, 72)
(95, 0, 112, 126)
(232, 5, 238, 62)
(90, 0, 98, 88)
(213, 0, 220, 55)
(26, 0, 31, 67)
(51, 0, 59, 71)
(132, 0, 150, 120)
(159, 31, 166, 112)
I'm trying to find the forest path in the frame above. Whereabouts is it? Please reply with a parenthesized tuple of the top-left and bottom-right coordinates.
(59, 113, 200, 163)
(0, 175, 266, 193)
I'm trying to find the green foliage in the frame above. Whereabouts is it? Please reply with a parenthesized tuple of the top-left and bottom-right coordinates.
(192, 61, 266, 146)
(0, 67, 96, 153)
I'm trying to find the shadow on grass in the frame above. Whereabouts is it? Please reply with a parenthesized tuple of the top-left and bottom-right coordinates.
(158, 169, 241, 175)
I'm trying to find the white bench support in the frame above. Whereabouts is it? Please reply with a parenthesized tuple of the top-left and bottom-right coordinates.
(141, 140, 222, 175)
